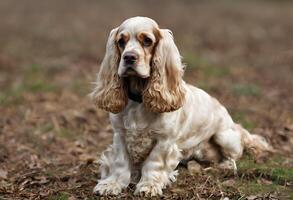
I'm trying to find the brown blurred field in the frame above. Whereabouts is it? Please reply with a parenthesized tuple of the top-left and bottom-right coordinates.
(0, 0, 293, 199)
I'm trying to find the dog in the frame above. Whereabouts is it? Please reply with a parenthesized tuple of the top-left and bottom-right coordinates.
(91, 16, 271, 196)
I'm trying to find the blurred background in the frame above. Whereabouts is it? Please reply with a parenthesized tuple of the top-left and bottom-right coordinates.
(0, 0, 292, 199)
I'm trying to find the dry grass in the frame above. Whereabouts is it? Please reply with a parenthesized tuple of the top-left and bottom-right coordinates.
(0, 0, 293, 199)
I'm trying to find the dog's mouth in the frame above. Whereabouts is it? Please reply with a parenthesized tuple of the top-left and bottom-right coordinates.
(121, 66, 150, 79)
(124, 67, 137, 76)
(121, 67, 139, 78)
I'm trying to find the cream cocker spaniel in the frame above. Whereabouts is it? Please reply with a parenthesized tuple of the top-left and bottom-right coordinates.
(91, 16, 271, 196)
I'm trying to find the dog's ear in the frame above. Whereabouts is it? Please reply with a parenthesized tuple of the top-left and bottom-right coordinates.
(91, 28, 128, 113)
(143, 29, 186, 113)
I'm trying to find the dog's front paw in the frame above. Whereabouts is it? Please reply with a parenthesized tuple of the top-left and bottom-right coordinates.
(93, 178, 125, 195)
(134, 180, 163, 196)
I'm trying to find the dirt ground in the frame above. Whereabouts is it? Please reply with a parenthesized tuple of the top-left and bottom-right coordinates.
(0, 0, 293, 199)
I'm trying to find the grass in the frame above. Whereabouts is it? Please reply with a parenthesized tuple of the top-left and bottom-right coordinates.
(58, 128, 75, 139)
(202, 65, 230, 77)
(183, 53, 231, 93)
(49, 192, 69, 200)
(183, 53, 230, 77)
(0, 80, 58, 106)
(238, 154, 293, 183)
(183, 53, 209, 69)
(237, 181, 283, 196)
(70, 80, 89, 96)
(235, 176, 293, 199)
(232, 84, 261, 97)
(0, 82, 25, 106)
(0, 64, 60, 106)
(23, 64, 60, 93)
(231, 110, 257, 130)
(39, 122, 55, 134)
(233, 155, 293, 198)
(57, 127, 85, 141)
(0, 63, 89, 106)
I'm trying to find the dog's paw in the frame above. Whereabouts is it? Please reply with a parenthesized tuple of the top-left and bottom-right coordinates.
(134, 180, 163, 196)
(93, 178, 124, 195)
(218, 158, 237, 175)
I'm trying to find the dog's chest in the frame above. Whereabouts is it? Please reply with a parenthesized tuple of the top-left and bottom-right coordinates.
(125, 130, 156, 165)
(123, 107, 156, 165)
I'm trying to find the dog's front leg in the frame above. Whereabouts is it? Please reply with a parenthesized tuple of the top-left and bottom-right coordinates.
(135, 141, 181, 196)
(93, 132, 131, 195)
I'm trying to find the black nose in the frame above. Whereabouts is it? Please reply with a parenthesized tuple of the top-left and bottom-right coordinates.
(123, 52, 138, 65)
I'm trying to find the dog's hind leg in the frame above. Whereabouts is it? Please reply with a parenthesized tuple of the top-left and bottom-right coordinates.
(212, 127, 244, 174)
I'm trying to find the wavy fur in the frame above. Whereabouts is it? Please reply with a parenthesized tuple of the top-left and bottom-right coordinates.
(143, 29, 186, 113)
(91, 28, 127, 113)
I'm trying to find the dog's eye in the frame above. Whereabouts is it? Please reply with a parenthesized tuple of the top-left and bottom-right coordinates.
(118, 38, 125, 48)
(143, 37, 152, 47)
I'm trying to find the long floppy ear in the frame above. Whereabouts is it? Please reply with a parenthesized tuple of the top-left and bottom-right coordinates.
(91, 28, 128, 113)
(143, 29, 186, 113)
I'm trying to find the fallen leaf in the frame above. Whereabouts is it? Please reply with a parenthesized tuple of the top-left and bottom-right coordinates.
(0, 169, 7, 179)
(222, 179, 236, 187)
(247, 195, 258, 200)
(187, 160, 202, 175)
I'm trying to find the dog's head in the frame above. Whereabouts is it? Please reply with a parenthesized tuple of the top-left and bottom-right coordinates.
(91, 17, 186, 113)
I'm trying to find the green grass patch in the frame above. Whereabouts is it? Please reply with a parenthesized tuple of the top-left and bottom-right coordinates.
(235, 178, 293, 199)
(58, 128, 74, 139)
(237, 180, 283, 195)
(270, 167, 293, 184)
(40, 122, 54, 133)
(24, 64, 60, 92)
(0, 86, 24, 106)
(232, 84, 261, 96)
(70, 80, 89, 96)
(27, 63, 43, 74)
(196, 81, 218, 92)
(183, 53, 209, 68)
(33, 122, 54, 135)
(49, 192, 69, 200)
(0, 64, 61, 106)
(183, 53, 230, 77)
(202, 65, 230, 77)
(44, 169, 57, 178)
(0, 80, 58, 106)
(231, 111, 257, 130)
(57, 127, 83, 141)
(238, 155, 293, 183)
(234, 155, 293, 198)
(24, 79, 59, 93)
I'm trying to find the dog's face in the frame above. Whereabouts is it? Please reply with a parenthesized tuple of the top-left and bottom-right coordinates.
(116, 17, 160, 78)
(92, 16, 186, 113)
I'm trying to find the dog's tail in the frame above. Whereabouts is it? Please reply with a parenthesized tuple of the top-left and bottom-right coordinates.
(236, 124, 274, 156)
